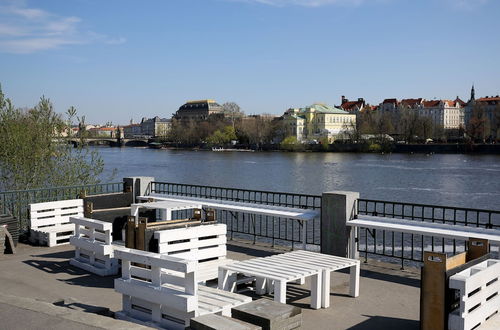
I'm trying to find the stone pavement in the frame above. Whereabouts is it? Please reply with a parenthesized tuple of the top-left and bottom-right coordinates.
(0, 242, 422, 329)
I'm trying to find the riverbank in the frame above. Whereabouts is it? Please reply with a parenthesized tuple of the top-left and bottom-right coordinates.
(152, 142, 500, 154)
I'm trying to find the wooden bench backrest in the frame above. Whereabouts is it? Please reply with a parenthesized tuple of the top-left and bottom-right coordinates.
(115, 248, 198, 310)
(30, 199, 84, 229)
(70, 216, 113, 244)
(154, 223, 227, 263)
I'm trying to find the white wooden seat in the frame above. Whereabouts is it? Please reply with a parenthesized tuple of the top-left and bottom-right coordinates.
(114, 248, 251, 329)
(69, 216, 119, 276)
(154, 223, 233, 282)
(29, 199, 83, 247)
(448, 259, 500, 330)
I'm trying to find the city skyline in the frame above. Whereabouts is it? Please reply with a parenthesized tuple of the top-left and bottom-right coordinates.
(1, 0, 499, 123)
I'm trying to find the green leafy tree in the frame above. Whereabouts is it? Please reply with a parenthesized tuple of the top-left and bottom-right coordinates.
(0, 86, 107, 191)
(280, 136, 302, 151)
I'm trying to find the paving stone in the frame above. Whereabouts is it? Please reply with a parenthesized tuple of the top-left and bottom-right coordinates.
(190, 314, 261, 330)
(231, 299, 302, 330)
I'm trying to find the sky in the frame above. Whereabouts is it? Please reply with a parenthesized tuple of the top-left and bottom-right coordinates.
(0, 0, 499, 124)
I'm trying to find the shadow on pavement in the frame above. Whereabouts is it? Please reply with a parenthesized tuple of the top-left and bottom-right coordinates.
(31, 250, 75, 259)
(348, 315, 419, 329)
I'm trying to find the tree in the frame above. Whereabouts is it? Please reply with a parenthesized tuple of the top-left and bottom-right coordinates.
(206, 126, 237, 146)
(0, 86, 107, 191)
(221, 102, 244, 128)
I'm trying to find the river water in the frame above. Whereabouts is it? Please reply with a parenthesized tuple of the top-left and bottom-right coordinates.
(96, 147, 500, 211)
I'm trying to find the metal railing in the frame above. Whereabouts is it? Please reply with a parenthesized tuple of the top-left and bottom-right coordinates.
(0, 182, 124, 232)
(357, 199, 500, 268)
(150, 181, 322, 249)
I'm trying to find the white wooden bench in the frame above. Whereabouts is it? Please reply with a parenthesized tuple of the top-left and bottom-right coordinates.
(448, 259, 500, 330)
(154, 223, 233, 282)
(69, 216, 120, 276)
(29, 199, 83, 247)
(347, 215, 500, 258)
(114, 248, 252, 329)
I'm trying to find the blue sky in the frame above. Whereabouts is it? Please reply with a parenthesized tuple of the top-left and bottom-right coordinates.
(0, 0, 499, 124)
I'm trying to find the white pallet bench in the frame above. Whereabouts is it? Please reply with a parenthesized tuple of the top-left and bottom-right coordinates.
(69, 216, 119, 276)
(448, 259, 500, 330)
(140, 193, 320, 249)
(154, 223, 233, 282)
(29, 199, 83, 247)
(114, 248, 251, 329)
(347, 215, 500, 258)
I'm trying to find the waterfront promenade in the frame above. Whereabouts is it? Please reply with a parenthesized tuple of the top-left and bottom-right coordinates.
(0, 241, 422, 329)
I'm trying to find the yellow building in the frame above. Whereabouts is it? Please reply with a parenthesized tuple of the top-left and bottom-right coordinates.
(283, 103, 356, 142)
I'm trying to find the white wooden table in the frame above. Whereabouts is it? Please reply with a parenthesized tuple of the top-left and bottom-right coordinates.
(139, 194, 319, 249)
(130, 200, 202, 223)
(218, 251, 360, 309)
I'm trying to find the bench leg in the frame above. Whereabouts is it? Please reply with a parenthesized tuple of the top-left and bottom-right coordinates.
(274, 280, 287, 304)
(218, 269, 236, 292)
(349, 261, 360, 297)
(255, 277, 267, 295)
(321, 270, 330, 308)
(310, 272, 322, 310)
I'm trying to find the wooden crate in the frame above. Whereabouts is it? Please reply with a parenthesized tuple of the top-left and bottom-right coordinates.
(420, 238, 490, 330)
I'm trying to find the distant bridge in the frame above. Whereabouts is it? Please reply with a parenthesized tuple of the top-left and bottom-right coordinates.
(68, 137, 150, 147)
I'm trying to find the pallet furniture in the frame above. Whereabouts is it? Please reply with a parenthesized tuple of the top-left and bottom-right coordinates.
(131, 200, 202, 222)
(448, 259, 500, 330)
(69, 216, 120, 276)
(190, 314, 262, 330)
(264, 250, 359, 308)
(29, 199, 83, 247)
(140, 194, 319, 249)
(155, 223, 233, 282)
(114, 247, 252, 329)
(420, 239, 490, 330)
(347, 215, 500, 258)
(219, 250, 358, 309)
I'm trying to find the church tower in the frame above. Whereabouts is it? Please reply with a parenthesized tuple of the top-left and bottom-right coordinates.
(470, 84, 475, 102)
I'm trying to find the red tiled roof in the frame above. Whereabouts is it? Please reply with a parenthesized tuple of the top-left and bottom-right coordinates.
(341, 101, 363, 111)
(454, 97, 466, 106)
(382, 98, 398, 104)
(400, 98, 422, 107)
(422, 100, 441, 107)
(477, 97, 500, 102)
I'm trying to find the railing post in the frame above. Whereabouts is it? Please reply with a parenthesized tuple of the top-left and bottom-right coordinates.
(124, 177, 155, 203)
(321, 191, 359, 259)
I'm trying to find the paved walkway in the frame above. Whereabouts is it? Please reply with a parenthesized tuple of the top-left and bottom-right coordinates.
(0, 242, 422, 329)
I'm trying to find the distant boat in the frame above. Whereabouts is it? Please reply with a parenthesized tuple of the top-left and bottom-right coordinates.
(212, 147, 254, 152)
(148, 142, 163, 149)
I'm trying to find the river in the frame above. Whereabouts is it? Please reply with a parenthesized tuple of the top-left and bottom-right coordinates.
(96, 147, 500, 211)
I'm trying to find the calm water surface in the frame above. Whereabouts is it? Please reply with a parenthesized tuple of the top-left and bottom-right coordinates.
(97, 147, 500, 210)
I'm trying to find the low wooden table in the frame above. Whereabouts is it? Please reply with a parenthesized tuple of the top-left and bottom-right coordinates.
(218, 251, 359, 309)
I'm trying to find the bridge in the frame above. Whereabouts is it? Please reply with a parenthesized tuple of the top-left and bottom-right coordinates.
(68, 137, 150, 147)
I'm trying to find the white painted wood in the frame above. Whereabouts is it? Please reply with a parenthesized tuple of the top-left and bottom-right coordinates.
(142, 193, 319, 250)
(448, 259, 500, 330)
(114, 247, 250, 329)
(69, 216, 118, 276)
(29, 199, 83, 247)
(349, 215, 500, 243)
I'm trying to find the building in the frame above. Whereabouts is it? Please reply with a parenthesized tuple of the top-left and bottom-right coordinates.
(420, 99, 464, 129)
(88, 126, 117, 138)
(123, 123, 142, 138)
(340, 96, 366, 113)
(464, 86, 500, 139)
(282, 103, 356, 142)
(140, 116, 171, 137)
(174, 99, 223, 121)
(379, 99, 399, 113)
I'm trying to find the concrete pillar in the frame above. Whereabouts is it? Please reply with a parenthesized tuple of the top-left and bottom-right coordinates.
(321, 191, 359, 258)
(124, 177, 155, 203)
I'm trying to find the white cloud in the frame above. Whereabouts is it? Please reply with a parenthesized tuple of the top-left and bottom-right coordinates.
(0, 2, 125, 54)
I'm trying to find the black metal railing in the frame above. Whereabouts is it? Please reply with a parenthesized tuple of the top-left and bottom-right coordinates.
(0, 182, 124, 231)
(150, 181, 322, 249)
(357, 199, 500, 268)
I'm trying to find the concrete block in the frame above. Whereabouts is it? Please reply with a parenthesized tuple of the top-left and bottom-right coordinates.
(190, 314, 262, 330)
(231, 299, 302, 330)
(321, 191, 359, 258)
(124, 177, 155, 203)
